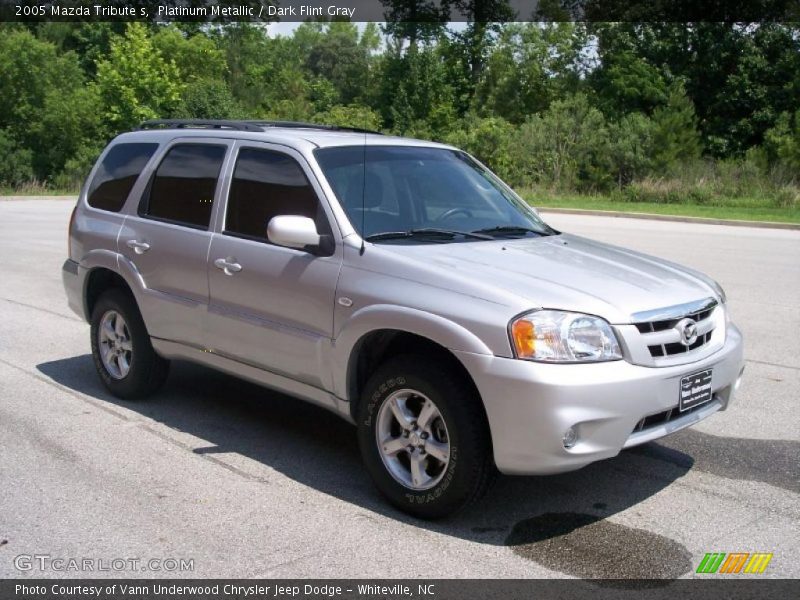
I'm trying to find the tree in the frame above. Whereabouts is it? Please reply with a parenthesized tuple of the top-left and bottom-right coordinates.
(305, 22, 375, 106)
(590, 50, 669, 117)
(444, 115, 516, 182)
(0, 27, 96, 181)
(591, 22, 800, 156)
(513, 94, 611, 190)
(0, 130, 34, 187)
(380, 0, 449, 51)
(313, 105, 383, 131)
(31, 86, 103, 183)
(451, 0, 516, 84)
(222, 24, 316, 118)
(94, 23, 184, 133)
(172, 81, 243, 120)
(607, 113, 655, 187)
(32, 22, 126, 77)
(650, 84, 701, 172)
(764, 110, 800, 177)
(475, 22, 586, 122)
(152, 26, 227, 84)
(379, 46, 457, 138)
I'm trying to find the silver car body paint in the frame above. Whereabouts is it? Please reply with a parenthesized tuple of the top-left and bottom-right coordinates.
(63, 127, 745, 475)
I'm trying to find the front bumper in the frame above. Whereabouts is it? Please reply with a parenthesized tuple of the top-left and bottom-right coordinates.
(455, 324, 744, 475)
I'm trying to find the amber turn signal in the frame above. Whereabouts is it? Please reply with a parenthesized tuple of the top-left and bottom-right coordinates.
(511, 319, 535, 359)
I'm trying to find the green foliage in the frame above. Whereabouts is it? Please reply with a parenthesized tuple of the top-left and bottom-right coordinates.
(0, 28, 83, 137)
(764, 110, 800, 177)
(31, 86, 103, 182)
(0, 130, 35, 187)
(152, 26, 227, 83)
(650, 84, 702, 172)
(0, 27, 97, 183)
(607, 113, 656, 187)
(513, 94, 612, 191)
(94, 23, 185, 133)
(312, 105, 383, 131)
(475, 23, 586, 122)
(612, 155, 798, 209)
(380, 47, 458, 138)
(591, 23, 800, 157)
(172, 80, 243, 120)
(591, 51, 669, 117)
(305, 22, 375, 106)
(1, 20, 797, 201)
(443, 115, 516, 181)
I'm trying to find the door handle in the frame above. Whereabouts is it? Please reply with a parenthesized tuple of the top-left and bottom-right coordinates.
(126, 239, 150, 254)
(214, 257, 242, 276)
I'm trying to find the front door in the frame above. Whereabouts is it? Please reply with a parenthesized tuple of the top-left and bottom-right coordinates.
(206, 143, 342, 390)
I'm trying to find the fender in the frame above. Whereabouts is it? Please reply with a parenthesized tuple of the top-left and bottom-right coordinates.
(330, 303, 493, 401)
(79, 250, 148, 319)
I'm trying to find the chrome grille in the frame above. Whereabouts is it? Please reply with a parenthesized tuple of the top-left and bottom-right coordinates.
(633, 299, 718, 359)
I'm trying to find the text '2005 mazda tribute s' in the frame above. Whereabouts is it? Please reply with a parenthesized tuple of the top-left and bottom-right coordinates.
(63, 120, 745, 518)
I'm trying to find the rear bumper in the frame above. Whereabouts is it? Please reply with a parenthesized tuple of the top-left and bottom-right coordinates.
(455, 324, 744, 475)
(62, 258, 87, 321)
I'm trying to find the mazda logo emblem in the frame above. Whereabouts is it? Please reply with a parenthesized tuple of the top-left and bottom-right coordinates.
(675, 318, 698, 346)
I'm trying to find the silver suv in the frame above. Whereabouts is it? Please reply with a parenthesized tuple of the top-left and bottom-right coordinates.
(63, 120, 745, 518)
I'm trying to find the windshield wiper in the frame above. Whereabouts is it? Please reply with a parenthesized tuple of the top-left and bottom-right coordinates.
(365, 228, 493, 242)
(471, 225, 548, 238)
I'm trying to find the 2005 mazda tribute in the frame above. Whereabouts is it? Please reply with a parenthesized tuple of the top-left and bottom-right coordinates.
(63, 120, 745, 518)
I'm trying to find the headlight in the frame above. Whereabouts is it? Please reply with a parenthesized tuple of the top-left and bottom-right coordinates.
(509, 310, 622, 363)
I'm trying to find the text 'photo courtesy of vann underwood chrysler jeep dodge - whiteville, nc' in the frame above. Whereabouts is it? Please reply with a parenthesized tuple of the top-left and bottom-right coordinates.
(62, 119, 745, 518)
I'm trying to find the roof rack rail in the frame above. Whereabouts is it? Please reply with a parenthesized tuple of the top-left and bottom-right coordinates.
(137, 119, 265, 132)
(137, 119, 384, 135)
(245, 120, 383, 135)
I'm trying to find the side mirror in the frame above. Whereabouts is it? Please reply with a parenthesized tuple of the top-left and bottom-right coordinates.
(267, 215, 321, 250)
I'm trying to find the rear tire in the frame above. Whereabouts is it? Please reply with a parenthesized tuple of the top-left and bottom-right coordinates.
(90, 289, 169, 400)
(357, 355, 495, 519)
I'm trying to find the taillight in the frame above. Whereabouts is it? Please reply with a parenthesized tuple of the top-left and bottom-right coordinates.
(67, 203, 78, 259)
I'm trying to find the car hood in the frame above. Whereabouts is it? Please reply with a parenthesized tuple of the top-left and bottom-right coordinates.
(377, 233, 719, 323)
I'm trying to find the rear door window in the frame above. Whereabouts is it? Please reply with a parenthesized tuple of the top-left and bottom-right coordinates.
(87, 143, 159, 212)
(140, 144, 226, 229)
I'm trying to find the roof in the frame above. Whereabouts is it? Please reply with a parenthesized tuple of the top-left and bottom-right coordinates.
(121, 119, 452, 151)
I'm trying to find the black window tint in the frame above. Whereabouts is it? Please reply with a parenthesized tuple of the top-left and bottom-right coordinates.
(88, 143, 158, 212)
(143, 144, 226, 229)
(226, 148, 329, 241)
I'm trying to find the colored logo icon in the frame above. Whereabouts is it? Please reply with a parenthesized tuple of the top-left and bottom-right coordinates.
(696, 552, 773, 574)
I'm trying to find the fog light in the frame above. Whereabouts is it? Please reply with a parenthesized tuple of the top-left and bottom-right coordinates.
(562, 427, 578, 449)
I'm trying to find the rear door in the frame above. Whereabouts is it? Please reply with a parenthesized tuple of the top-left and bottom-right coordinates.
(118, 139, 232, 346)
(205, 142, 342, 389)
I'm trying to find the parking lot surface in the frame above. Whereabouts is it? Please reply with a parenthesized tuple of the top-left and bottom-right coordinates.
(0, 199, 798, 579)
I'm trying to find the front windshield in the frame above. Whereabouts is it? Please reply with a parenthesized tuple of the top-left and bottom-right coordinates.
(314, 145, 555, 241)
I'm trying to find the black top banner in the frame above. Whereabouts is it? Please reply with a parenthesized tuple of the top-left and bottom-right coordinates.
(1, 0, 799, 23)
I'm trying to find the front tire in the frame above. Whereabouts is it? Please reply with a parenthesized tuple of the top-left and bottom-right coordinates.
(90, 289, 169, 400)
(357, 355, 495, 519)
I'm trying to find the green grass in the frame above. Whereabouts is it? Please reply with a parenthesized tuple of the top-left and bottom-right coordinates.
(3, 187, 799, 224)
(0, 186, 78, 196)
(525, 195, 800, 224)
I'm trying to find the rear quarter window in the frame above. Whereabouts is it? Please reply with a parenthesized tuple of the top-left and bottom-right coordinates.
(87, 143, 159, 212)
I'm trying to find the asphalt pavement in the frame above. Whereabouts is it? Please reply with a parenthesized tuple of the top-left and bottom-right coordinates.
(0, 199, 798, 579)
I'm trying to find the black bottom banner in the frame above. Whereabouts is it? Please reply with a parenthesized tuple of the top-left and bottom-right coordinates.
(3, 579, 799, 600)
